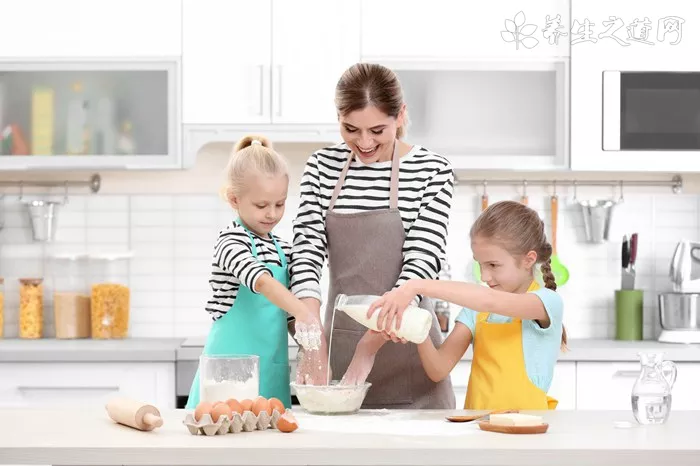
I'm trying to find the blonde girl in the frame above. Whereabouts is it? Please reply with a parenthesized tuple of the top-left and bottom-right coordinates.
(368, 200, 566, 410)
(186, 135, 320, 410)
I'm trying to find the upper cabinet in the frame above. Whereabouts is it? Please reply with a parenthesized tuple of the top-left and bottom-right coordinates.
(0, 60, 181, 170)
(0, 0, 182, 58)
(361, 0, 570, 60)
(183, 0, 360, 125)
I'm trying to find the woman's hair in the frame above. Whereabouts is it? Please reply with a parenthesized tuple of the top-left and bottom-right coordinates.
(221, 134, 288, 199)
(470, 200, 568, 349)
(335, 63, 407, 139)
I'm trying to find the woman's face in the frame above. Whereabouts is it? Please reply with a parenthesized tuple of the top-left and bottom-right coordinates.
(339, 105, 405, 163)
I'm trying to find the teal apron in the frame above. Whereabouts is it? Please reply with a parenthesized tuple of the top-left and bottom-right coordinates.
(185, 223, 292, 409)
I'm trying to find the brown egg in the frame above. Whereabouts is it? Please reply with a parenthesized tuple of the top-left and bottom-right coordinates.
(211, 402, 232, 422)
(252, 396, 270, 416)
(268, 397, 285, 414)
(226, 398, 243, 414)
(240, 399, 253, 412)
(194, 402, 214, 422)
(277, 411, 298, 433)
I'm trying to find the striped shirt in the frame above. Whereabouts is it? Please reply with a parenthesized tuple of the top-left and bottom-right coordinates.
(290, 142, 454, 304)
(206, 220, 292, 321)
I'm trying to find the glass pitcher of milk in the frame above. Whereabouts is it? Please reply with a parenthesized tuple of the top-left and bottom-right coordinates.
(631, 352, 677, 425)
(334, 294, 433, 343)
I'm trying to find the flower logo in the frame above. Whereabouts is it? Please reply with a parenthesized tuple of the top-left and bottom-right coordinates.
(501, 11, 540, 49)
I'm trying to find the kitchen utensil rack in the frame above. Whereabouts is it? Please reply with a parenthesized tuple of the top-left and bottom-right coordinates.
(454, 174, 683, 194)
(0, 174, 101, 194)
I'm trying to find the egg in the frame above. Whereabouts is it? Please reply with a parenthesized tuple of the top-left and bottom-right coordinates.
(268, 397, 285, 414)
(276, 411, 299, 433)
(211, 402, 232, 422)
(252, 396, 270, 416)
(226, 398, 243, 414)
(194, 401, 214, 422)
(240, 398, 254, 412)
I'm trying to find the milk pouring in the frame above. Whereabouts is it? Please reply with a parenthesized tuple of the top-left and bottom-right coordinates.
(334, 294, 433, 343)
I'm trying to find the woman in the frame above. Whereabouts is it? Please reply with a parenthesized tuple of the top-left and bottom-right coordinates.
(290, 63, 455, 409)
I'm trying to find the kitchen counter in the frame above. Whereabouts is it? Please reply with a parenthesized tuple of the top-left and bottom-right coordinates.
(0, 338, 184, 362)
(2, 337, 700, 363)
(0, 408, 697, 466)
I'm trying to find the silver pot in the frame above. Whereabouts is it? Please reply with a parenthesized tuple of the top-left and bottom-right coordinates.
(658, 292, 700, 330)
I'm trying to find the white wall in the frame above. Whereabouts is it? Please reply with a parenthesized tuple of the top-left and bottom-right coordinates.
(0, 141, 698, 340)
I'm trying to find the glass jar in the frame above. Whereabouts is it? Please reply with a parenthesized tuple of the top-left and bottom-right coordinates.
(52, 254, 91, 339)
(0, 277, 5, 338)
(19, 278, 44, 339)
(631, 352, 677, 425)
(89, 254, 131, 339)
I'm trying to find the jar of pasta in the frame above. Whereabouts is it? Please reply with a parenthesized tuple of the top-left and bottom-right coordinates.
(19, 278, 44, 339)
(0, 277, 5, 338)
(89, 254, 131, 339)
(52, 254, 91, 339)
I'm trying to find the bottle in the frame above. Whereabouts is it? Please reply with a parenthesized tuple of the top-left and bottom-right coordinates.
(66, 82, 89, 155)
(631, 352, 677, 425)
(334, 294, 432, 343)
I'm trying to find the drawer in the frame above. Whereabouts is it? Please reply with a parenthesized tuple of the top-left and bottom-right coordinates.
(0, 362, 175, 409)
(577, 362, 700, 411)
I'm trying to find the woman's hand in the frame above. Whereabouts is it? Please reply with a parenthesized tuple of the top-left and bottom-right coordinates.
(367, 282, 418, 337)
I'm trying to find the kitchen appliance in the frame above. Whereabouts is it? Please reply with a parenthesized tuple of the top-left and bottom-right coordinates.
(657, 292, 700, 343)
(669, 240, 700, 292)
(603, 71, 700, 151)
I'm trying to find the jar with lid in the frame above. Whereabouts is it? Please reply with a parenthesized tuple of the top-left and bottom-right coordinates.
(52, 254, 91, 339)
(19, 278, 44, 339)
(0, 277, 5, 338)
(89, 253, 132, 339)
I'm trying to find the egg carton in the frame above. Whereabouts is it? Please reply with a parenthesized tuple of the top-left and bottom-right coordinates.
(183, 410, 283, 436)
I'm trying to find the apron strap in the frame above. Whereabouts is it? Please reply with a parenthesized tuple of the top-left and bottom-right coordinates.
(236, 218, 259, 258)
(270, 235, 288, 268)
(328, 141, 402, 211)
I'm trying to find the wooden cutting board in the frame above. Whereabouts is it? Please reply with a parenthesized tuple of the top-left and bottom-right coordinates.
(445, 409, 518, 423)
(478, 421, 549, 434)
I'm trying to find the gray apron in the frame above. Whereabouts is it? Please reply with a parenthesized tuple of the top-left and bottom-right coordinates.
(324, 141, 455, 409)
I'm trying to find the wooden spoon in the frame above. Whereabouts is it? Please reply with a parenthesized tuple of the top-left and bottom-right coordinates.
(472, 192, 489, 282)
(550, 195, 570, 286)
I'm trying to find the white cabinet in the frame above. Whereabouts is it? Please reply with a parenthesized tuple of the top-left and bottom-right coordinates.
(182, 0, 272, 125)
(0, 60, 181, 170)
(271, 0, 360, 124)
(0, 0, 182, 58)
(576, 362, 700, 411)
(361, 0, 570, 60)
(450, 361, 472, 408)
(0, 362, 175, 409)
(183, 0, 360, 125)
(549, 362, 577, 410)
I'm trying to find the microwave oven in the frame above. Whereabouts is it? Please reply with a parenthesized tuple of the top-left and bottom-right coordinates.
(602, 71, 700, 151)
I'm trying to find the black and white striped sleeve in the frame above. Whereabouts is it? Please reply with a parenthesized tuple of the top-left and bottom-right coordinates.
(396, 162, 454, 295)
(290, 153, 328, 301)
(214, 230, 269, 294)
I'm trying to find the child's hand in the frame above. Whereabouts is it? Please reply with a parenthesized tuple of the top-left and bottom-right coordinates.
(294, 315, 323, 351)
(339, 344, 376, 385)
(367, 283, 417, 335)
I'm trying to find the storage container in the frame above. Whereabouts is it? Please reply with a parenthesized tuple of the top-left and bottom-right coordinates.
(19, 278, 43, 339)
(89, 253, 131, 339)
(52, 254, 91, 339)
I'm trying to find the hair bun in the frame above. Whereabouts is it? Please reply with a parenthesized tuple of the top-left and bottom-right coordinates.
(234, 134, 272, 152)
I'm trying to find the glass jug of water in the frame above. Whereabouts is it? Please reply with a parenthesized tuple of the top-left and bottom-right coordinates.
(631, 352, 677, 425)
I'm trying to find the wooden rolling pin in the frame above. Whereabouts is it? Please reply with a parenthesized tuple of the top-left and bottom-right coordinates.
(105, 397, 163, 431)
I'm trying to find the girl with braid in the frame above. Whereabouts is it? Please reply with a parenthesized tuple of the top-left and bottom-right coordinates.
(367, 200, 566, 410)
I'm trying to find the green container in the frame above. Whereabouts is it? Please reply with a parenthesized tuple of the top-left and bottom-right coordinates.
(615, 289, 644, 340)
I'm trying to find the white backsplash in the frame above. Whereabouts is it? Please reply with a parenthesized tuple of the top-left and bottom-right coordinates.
(0, 185, 695, 341)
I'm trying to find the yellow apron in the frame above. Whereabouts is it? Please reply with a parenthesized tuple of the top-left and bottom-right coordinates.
(464, 281, 558, 410)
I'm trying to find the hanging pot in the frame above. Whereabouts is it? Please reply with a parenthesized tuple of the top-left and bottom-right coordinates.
(577, 199, 617, 244)
(25, 200, 61, 242)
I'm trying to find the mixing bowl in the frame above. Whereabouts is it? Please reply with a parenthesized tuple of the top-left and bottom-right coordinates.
(291, 381, 371, 415)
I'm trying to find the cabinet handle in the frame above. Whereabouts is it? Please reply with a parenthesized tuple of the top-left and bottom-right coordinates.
(612, 370, 640, 378)
(17, 386, 120, 391)
(276, 65, 283, 118)
(258, 65, 265, 116)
